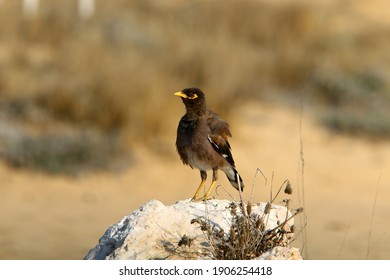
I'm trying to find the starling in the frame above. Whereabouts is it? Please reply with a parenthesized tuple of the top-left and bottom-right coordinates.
(174, 88, 244, 201)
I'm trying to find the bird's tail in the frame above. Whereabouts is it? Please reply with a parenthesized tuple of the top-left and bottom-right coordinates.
(223, 166, 244, 191)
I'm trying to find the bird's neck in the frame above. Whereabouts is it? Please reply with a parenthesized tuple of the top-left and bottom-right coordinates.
(185, 102, 206, 117)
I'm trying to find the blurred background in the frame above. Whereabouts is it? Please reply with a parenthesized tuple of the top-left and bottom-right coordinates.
(0, 0, 389, 260)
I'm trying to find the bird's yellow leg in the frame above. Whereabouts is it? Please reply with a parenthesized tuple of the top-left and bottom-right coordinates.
(202, 180, 217, 200)
(192, 170, 208, 201)
(201, 168, 218, 200)
(192, 179, 206, 201)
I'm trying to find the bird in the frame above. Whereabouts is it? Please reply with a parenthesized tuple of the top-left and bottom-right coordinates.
(174, 87, 244, 201)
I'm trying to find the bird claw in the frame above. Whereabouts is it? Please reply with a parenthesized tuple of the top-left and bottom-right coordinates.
(190, 195, 201, 202)
(201, 195, 214, 201)
(190, 195, 214, 202)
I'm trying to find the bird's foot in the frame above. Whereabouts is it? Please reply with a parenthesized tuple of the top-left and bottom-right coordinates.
(190, 196, 201, 202)
(190, 195, 214, 202)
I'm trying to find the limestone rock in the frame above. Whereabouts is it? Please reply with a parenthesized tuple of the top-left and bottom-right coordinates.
(84, 199, 301, 260)
(257, 246, 302, 260)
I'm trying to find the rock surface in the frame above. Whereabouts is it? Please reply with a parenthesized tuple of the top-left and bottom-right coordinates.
(84, 199, 302, 260)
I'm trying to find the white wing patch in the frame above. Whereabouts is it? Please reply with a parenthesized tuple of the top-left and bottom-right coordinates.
(208, 134, 229, 158)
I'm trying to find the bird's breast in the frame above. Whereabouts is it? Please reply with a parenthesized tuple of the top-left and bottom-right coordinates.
(185, 147, 214, 171)
(176, 117, 217, 170)
(176, 118, 196, 147)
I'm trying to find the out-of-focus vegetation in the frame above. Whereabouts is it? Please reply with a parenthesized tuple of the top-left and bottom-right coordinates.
(0, 0, 389, 174)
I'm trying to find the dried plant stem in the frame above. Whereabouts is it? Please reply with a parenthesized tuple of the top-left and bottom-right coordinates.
(366, 172, 382, 259)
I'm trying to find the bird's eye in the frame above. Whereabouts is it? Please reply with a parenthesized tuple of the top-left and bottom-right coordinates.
(186, 92, 198, 99)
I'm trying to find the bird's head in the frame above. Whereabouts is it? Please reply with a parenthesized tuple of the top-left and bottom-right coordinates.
(174, 88, 206, 113)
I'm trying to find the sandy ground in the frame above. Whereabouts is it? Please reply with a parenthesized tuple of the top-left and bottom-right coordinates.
(0, 100, 389, 260)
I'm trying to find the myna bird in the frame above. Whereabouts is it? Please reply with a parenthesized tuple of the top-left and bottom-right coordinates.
(174, 88, 244, 201)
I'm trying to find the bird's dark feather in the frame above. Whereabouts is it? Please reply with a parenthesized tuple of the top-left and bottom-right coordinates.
(206, 110, 235, 166)
(176, 117, 197, 166)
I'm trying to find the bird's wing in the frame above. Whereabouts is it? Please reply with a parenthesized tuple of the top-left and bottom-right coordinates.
(206, 111, 235, 166)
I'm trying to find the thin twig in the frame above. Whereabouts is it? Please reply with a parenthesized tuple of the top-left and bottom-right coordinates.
(269, 171, 275, 203)
(297, 91, 308, 258)
(251, 167, 267, 203)
(366, 172, 382, 259)
(337, 219, 351, 260)
(271, 179, 289, 203)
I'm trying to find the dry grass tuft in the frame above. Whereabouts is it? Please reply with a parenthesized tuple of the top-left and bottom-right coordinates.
(191, 173, 303, 260)
(191, 203, 301, 260)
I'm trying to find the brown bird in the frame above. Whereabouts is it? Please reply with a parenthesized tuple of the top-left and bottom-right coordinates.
(174, 88, 244, 201)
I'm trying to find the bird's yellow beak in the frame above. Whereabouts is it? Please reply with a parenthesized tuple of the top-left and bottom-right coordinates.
(174, 91, 198, 99)
(174, 91, 187, 98)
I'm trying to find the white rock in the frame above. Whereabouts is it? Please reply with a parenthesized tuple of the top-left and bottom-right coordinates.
(84, 199, 301, 260)
(257, 246, 303, 260)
